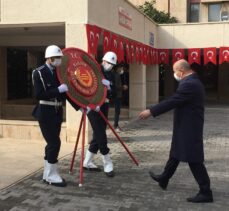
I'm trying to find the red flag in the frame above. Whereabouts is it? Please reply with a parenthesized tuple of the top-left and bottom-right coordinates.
(152, 48, 157, 64)
(125, 39, 131, 63)
(135, 43, 140, 64)
(146, 46, 150, 65)
(139, 44, 143, 64)
(142, 45, 147, 64)
(172, 49, 185, 64)
(188, 48, 201, 65)
(150, 47, 155, 64)
(86, 24, 98, 56)
(103, 30, 111, 54)
(219, 47, 229, 64)
(118, 37, 125, 62)
(111, 33, 119, 55)
(130, 41, 135, 63)
(204, 47, 216, 65)
(158, 49, 169, 64)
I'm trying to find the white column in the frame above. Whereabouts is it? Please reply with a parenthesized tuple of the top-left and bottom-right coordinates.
(146, 64, 159, 106)
(129, 63, 146, 117)
(65, 24, 91, 143)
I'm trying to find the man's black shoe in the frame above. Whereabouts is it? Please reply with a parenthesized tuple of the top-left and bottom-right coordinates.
(105, 171, 115, 177)
(187, 191, 213, 203)
(83, 166, 101, 172)
(149, 171, 168, 190)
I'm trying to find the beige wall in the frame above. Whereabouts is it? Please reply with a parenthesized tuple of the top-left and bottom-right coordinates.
(88, 0, 158, 47)
(1, 0, 87, 24)
(158, 22, 229, 48)
(129, 64, 146, 117)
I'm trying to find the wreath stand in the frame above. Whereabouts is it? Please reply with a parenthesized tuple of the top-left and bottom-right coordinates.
(69, 108, 139, 187)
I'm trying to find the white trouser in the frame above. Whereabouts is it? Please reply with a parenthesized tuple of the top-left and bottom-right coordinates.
(45, 162, 63, 183)
(102, 154, 113, 173)
(83, 150, 99, 169)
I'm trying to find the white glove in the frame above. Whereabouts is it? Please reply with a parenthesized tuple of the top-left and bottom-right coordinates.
(80, 106, 91, 114)
(94, 105, 100, 112)
(102, 79, 111, 90)
(58, 84, 68, 93)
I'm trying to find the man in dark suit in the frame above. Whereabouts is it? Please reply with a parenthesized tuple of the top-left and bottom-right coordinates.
(138, 59, 213, 203)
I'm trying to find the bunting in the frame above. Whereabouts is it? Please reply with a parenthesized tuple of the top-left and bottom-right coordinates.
(188, 48, 201, 65)
(204, 47, 217, 65)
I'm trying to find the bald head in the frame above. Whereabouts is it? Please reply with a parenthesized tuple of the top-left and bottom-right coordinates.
(173, 59, 194, 81)
(173, 59, 191, 72)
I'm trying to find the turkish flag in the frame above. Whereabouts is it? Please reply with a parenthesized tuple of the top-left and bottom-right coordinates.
(188, 48, 201, 65)
(158, 49, 169, 64)
(204, 47, 216, 65)
(139, 44, 143, 64)
(135, 43, 140, 64)
(142, 45, 147, 64)
(118, 36, 125, 62)
(111, 33, 119, 56)
(125, 39, 131, 63)
(103, 30, 111, 54)
(172, 49, 185, 64)
(86, 24, 101, 57)
(152, 48, 157, 64)
(130, 41, 135, 63)
(146, 46, 150, 65)
(219, 47, 229, 64)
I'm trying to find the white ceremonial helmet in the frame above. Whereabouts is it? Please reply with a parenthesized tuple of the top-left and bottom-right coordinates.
(102, 51, 117, 65)
(45, 45, 63, 58)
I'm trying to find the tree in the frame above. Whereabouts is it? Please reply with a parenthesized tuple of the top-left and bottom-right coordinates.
(139, 0, 178, 24)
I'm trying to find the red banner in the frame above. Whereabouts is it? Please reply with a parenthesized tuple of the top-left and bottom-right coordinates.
(135, 43, 140, 64)
(118, 37, 125, 62)
(125, 39, 131, 63)
(204, 47, 216, 65)
(219, 47, 229, 64)
(103, 30, 111, 54)
(130, 42, 135, 64)
(111, 33, 119, 56)
(188, 48, 201, 65)
(172, 49, 185, 64)
(158, 49, 169, 64)
(142, 45, 147, 65)
(86, 24, 101, 57)
(146, 46, 150, 65)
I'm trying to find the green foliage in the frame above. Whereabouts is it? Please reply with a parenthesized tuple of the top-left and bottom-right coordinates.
(138, 0, 178, 24)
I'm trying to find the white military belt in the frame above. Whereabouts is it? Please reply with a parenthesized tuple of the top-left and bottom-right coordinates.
(39, 100, 62, 106)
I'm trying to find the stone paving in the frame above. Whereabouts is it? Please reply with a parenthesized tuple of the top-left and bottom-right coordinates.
(1, 105, 229, 210)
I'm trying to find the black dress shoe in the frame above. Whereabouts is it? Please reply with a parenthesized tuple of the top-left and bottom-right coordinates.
(187, 191, 213, 203)
(149, 171, 168, 190)
(83, 166, 102, 172)
(105, 171, 115, 177)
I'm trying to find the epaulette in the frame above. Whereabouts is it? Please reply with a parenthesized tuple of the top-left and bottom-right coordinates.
(35, 65, 46, 71)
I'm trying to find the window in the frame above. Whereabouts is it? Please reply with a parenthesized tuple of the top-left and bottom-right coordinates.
(189, 3, 200, 22)
(208, 4, 221, 22)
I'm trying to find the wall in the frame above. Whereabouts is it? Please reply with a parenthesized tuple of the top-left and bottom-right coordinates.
(88, 0, 158, 47)
(0, 0, 87, 24)
(88, 0, 159, 115)
(158, 22, 229, 48)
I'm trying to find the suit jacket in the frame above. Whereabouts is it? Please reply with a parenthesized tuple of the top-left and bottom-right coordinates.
(32, 64, 65, 122)
(150, 73, 205, 162)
